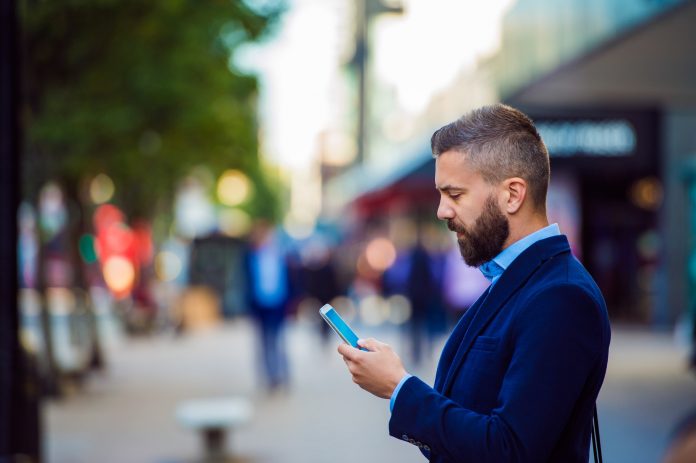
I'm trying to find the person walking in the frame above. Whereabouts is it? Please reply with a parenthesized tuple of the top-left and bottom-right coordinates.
(244, 221, 292, 392)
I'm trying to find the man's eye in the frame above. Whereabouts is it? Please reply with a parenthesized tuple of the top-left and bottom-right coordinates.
(449, 193, 461, 200)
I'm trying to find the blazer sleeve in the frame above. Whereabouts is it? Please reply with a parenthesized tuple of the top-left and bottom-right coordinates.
(389, 284, 606, 463)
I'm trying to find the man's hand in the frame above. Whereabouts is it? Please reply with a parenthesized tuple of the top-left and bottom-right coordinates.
(337, 338, 408, 399)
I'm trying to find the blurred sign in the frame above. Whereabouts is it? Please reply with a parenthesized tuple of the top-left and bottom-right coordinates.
(537, 120, 636, 157)
(525, 107, 659, 174)
(189, 235, 247, 317)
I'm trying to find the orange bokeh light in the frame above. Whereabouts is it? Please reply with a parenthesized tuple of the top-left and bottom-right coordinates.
(365, 237, 397, 272)
(102, 256, 136, 298)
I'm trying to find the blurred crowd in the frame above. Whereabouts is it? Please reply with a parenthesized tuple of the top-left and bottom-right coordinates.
(17, 181, 494, 395)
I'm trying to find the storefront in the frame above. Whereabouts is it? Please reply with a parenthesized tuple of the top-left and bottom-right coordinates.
(332, 0, 696, 326)
(346, 107, 664, 322)
(525, 108, 661, 321)
(505, 0, 696, 326)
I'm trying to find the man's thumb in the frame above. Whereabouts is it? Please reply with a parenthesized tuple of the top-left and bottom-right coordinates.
(357, 338, 379, 352)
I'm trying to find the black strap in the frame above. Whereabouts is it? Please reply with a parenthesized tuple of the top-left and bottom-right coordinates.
(591, 404, 603, 463)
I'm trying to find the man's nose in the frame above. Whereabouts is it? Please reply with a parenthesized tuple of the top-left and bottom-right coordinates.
(437, 199, 454, 221)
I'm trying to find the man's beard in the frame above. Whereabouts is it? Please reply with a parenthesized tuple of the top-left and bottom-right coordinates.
(447, 195, 510, 268)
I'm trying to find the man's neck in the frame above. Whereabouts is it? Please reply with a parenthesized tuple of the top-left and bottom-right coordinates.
(503, 214, 549, 251)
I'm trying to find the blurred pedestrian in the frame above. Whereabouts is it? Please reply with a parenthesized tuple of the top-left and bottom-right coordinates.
(300, 238, 341, 346)
(244, 220, 291, 392)
(404, 226, 436, 366)
(336, 104, 611, 462)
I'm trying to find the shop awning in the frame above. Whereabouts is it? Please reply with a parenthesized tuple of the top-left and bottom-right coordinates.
(506, 0, 696, 108)
(324, 144, 437, 217)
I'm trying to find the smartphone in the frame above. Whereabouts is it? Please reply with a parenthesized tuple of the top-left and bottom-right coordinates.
(319, 304, 367, 351)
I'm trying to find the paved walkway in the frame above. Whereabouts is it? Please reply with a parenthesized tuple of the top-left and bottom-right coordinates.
(45, 320, 696, 463)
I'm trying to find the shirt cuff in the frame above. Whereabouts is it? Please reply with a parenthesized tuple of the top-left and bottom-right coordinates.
(389, 374, 412, 413)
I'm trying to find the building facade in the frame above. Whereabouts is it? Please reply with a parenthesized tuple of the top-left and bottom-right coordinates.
(497, 0, 696, 325)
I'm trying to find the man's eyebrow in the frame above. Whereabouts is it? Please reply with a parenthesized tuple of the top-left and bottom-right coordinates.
(436, 184, 463, 192)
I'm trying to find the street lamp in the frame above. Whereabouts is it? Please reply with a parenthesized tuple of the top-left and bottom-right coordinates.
(351, 0, 404, 165)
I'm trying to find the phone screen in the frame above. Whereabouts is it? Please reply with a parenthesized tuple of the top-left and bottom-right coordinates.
(319, 304, 365, 350)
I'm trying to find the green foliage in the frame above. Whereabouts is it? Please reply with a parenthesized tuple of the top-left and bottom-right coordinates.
(21, 0, 285, 221)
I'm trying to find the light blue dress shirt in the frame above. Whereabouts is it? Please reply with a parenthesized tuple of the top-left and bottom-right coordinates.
(483, 223, 561, 286)
(389, 223, 561, 412)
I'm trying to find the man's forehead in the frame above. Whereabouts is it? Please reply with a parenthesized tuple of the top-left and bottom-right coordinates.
(434, 151, 479, 187)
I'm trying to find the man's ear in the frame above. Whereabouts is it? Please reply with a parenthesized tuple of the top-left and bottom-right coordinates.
(502, 177, 527, 214)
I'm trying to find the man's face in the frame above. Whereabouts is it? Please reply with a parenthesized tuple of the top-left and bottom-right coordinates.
(435, 150, 510, 267)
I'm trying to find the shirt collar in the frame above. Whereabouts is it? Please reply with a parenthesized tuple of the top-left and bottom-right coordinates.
(480, 223, 561, 282)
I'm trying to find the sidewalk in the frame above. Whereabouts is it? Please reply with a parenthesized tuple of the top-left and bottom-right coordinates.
(45, 320, 696, 463)
(598, 328, 696, 462)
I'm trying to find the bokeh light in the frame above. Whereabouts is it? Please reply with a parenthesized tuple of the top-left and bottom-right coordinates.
(217, 169, 252, 207)
(93, 203, 125, 232)
(89, 173, 115, 205)
(329, 296, 357, 323)
(387, 294, 412, 325)
(283, 213, 315, 240)
(38, 182, 67, 237)
(365, 237, 397, 272)
(219, 208, 252, 238)
(359, 295, 390, 326)
(319, 130, 357, 167)
(630, 177, 663, 211)
(78, 234, 98, 264)
(102, 256, 135, 298)
(101, 222, 135, 256)
(155, 251, 183, 282)
(175, 177, 217, 239)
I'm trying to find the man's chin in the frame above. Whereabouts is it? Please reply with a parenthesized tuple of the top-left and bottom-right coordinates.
(457, 244, 478, 267)
(458, 243, 495, 268)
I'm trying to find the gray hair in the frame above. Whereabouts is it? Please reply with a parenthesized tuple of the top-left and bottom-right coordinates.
(431, 104, 550, 211)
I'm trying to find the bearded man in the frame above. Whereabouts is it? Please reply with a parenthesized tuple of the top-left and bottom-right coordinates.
(338, 104, 611, 463)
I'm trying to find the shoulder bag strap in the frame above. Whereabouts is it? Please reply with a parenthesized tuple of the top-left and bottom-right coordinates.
(591, 404, 603, 463)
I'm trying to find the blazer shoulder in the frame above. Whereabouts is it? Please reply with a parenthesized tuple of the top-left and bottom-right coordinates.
(517, 279, 609, 340)
(531, 252, 604, 301)
(518, 253, 608, 320)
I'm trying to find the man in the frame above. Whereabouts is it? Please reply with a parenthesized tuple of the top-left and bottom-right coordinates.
(244, 220, 292, 392)
(338, 104, 611, 462)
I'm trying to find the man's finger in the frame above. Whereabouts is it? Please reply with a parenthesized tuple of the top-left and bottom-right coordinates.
(357, 337, 384, 352)
(337, 343, 350, 357)
(337, 343, 359, 360)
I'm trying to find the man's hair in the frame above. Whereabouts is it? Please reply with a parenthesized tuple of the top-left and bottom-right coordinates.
(431, 103, 550, 211)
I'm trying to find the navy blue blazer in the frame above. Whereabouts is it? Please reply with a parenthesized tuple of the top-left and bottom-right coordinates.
(389, 235, 611, 463)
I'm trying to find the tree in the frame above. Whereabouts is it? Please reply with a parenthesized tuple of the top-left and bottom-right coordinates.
(18, 0, 286, 394)
(21, 0, 284, 220)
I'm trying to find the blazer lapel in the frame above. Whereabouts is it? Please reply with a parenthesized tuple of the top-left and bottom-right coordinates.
(441, 235, 570, 395)
(434, 285, 491, 392)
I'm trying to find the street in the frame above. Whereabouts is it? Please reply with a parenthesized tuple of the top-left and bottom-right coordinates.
(45, 319, 696, 463)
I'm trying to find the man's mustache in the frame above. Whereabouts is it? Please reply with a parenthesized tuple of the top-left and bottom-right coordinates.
(447, 219, 465, 234)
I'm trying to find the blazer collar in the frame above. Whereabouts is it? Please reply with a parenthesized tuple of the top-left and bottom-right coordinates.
(441, 235, 571, 394)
